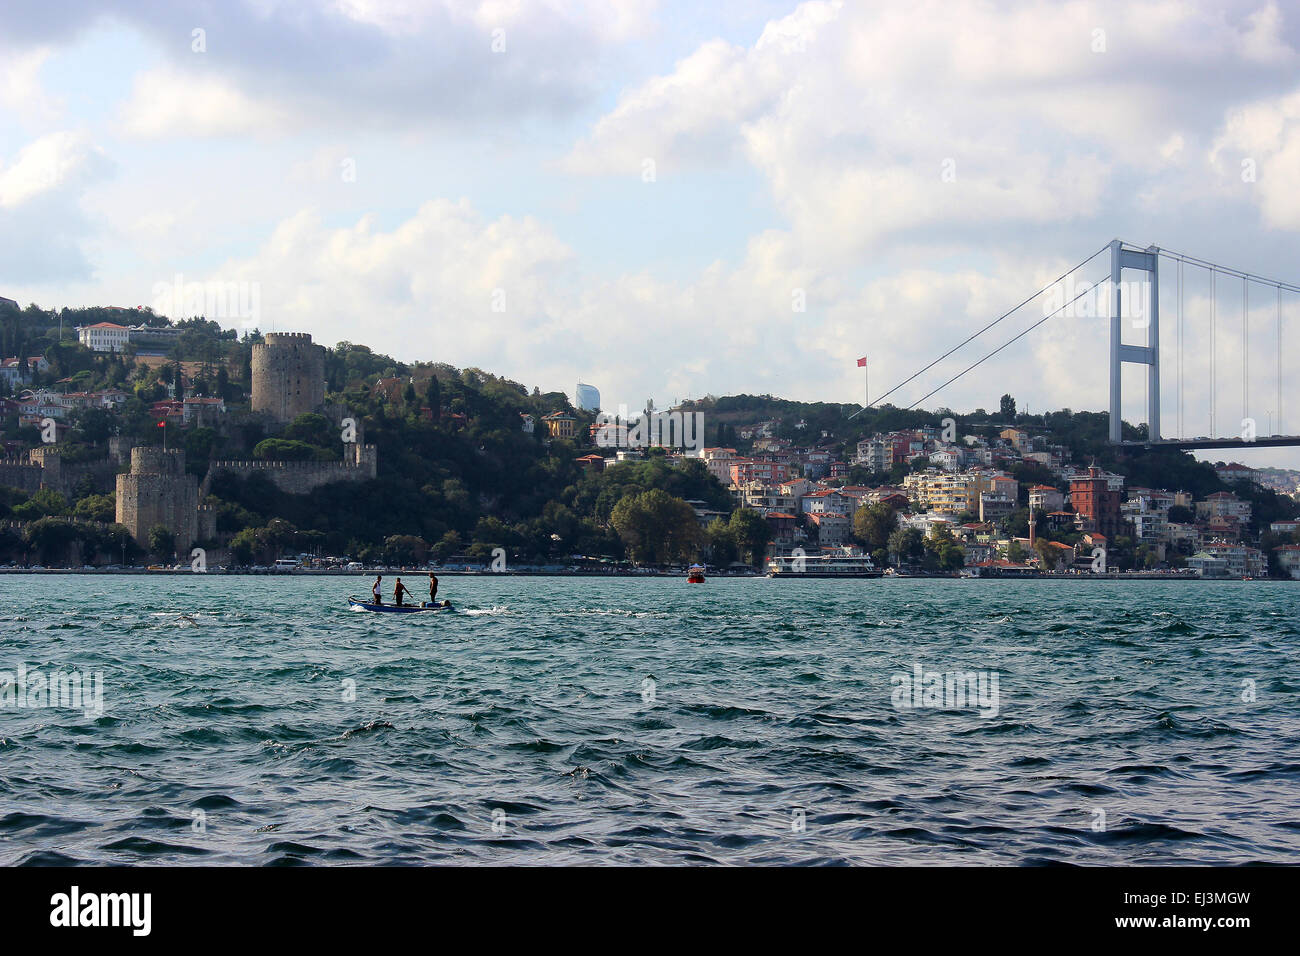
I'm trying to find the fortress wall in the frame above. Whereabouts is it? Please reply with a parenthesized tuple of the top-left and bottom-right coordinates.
(62, 460, 120, 496)
(206, 446, 377, 496)
(0, 461, 43, 494)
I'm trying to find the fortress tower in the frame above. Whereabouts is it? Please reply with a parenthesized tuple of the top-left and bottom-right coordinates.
(251, 332, 326, 423)
(116, 447, 199, 556)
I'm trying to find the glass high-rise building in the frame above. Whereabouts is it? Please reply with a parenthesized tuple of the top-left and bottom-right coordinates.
(575, 382, 601, 412)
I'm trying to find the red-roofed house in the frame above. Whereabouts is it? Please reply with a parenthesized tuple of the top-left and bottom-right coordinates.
(77, 322, 130, 352)
(764, 511, 799, 548)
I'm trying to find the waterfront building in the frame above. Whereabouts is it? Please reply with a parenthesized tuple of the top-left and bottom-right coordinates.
(1274, 544, 1300, 579)
(1068, 465, 1122, 539)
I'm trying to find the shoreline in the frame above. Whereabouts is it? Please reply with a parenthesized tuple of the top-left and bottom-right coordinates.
(0, 567, 1284, 581)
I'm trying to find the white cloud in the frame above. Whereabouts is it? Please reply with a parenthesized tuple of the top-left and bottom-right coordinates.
(1211, 88, 1300, 229)
(567, 0, 1299, 264)
(120, 69, 289, 139)
(0, 46, 62, 124)
(99, 0, 658, 140)
(0, 130, 106, 207)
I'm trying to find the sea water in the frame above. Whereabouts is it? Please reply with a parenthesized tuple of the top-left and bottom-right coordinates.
(0, 575, 1297, 865)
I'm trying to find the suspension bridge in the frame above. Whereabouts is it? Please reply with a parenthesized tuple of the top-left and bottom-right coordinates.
(867, 238, 1300, 451)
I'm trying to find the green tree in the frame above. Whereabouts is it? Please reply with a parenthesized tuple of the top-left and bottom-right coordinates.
(727, 507, 772, 566)
(706, 517, 738, 566)
(923, 524, 964, 572)
(284, 412, 335, 447)
(252, 438, 334, 461)
(853, 502, 898, 552)
(383, 534, 429, 566)
(73, 493, 116, 523)
(147, 525, 176, 562)
(23, 517, 79, 565)
(610, 489, 702, 565)
(1000, 394, 1016, 420)
(1033, 537, 1060, 570)
(425, 375, 441, 419)
(888, 526, 924, 567)
(431, 530, 461, 562)
(12, 488, 69, 520)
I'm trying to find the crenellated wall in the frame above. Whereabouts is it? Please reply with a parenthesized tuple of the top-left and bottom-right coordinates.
(204, 443, 377, 496)
(0, 459, 44, 494)
(0, 448, 113, 497)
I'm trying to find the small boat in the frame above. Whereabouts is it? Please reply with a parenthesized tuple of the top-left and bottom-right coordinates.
(686, 564, 706, 584)
(348, 597, 452, 613)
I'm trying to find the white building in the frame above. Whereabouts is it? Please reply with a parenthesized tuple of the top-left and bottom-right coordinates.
(0, 356, 48, 387)
(1275, 545, 1300, 579)
(77, 322, 131, 352)
(1197, 492, 1252, 525)
(1028, 485, 1064, 513)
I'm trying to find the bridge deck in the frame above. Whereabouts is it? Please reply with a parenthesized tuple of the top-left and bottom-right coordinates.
(1117, 436, 1300, 451)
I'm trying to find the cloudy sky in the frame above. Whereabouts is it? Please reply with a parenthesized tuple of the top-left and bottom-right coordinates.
(3, 0, 1300, 465)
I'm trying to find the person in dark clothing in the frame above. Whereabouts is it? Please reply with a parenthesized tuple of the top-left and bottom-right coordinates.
(394, 577, 412, 607)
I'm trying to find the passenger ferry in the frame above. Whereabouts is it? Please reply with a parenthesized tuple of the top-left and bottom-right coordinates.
(765, 548, 884, 578)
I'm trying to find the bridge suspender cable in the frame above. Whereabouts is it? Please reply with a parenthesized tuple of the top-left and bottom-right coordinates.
(1177, 257, 1183, 440)
(903, 272, 1109, 411)
(867, 242, 1111, 408)
(1211, 268, 1216, 438)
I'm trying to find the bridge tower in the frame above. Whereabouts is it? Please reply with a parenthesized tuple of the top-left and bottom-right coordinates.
(1108, 240, 1161, 443)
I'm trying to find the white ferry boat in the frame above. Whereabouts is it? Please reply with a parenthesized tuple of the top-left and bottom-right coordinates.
(765, 548, 884, 578)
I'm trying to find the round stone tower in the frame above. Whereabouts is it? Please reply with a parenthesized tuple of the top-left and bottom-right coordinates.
(251, 332, 327, 423)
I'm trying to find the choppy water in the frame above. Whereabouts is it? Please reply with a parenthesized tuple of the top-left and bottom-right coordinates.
(1, 575, 1297, 865)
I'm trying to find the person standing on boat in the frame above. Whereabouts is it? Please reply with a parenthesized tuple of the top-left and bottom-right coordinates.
(428, 571, 439, 605)
(371, 574, 383, 605)
(394, 577, 413, 607)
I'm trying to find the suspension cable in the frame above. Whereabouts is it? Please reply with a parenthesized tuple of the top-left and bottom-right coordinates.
(1153, 246, 1300, 294)
(904, 273, 1107, 410)
(869, 243, 1111, 407)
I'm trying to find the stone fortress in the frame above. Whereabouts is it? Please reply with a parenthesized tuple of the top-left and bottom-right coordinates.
(111, 331, 377, 556)
(114, 447, 212, 554)
(0, 445, 120, 498)
(251, 332, 326, 423)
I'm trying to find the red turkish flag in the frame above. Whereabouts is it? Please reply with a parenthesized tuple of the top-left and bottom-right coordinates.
(856, 356, 867, 367)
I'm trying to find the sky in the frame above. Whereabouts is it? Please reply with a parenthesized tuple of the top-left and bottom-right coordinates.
(3, 0, 1300, 466)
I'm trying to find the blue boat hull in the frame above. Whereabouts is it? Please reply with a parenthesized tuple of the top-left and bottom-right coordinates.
(348, 598, 449, 614)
